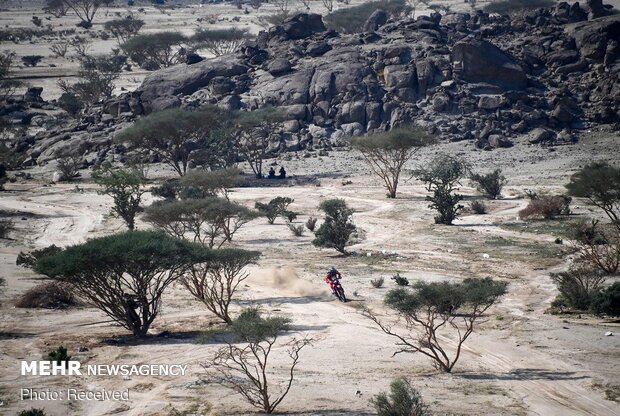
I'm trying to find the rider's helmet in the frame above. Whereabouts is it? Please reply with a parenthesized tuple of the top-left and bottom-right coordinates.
(329, 266, 337, 276)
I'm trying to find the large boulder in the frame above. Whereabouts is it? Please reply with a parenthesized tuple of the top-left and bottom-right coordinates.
(364, 9, 388, 32)
(279, 13, 326, 40)
(451, 39, 528, 90)
(570, 15, 620, 60)
(137, 55, 249, 113)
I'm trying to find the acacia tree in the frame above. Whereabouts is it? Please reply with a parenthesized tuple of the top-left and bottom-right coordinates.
(34, 231, 214, 337)
(414, 155, 469, 225)
(183, 249, 260, 324)
(233, 108, 284, 179)
(122, 32, 186, 69)
(44, 0, 69, 17)
(566, 162, 620, 273)
(93, 165, 148, 231)
(191, 28, 250, 56)
(204, 308, 312, 413)
(179, 168, 240, 200)
(117, 107, 221, 176)
(0, 51, 21, 97)
(363, 278, 507, 373)
(312, 199, 356, 255)
(351, 127, 433, 199)
(255, 196, 294, 224)
(566, 162, 620, 229)
(104, 16, 145, 45)
(58, 54, 125, 106)
(64, 0, 103, 28)
(143, 198, 258, 248)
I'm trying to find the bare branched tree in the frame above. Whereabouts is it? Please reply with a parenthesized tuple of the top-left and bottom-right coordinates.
(233, 108, 283, 179)
(44, 0, 69, 17)
(203, 308, 312, 413)
(322, 0, 333, 12)
(271, 0, 290, 13)
(64, 0, 102, 27)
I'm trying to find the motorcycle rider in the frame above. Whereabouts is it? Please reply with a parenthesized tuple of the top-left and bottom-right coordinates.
(324, 266, 342, 295)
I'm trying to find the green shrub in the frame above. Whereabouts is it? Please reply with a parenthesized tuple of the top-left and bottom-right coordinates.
(312, 199, 356, 255)
(470, 169, 506, 199)
(590, 282, 620, 316)
(565, 162, 620, 229)
(255, 197, 294, 225)
(370, 377, 429, 416)
(58, 92, 83, 116)
(391, 273, 409, 286)
(550, 266, 606, 311)
(414, 155, 469, 225)
(47, 345, 71, 366)
(324, 0, 409, 33)
(18, 409, 47, 416)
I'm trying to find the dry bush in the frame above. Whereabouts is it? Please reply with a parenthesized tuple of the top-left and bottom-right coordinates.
(15, 282, 78, 309)
(573, 225, 620, 274)
(50, 42, 68, 58)
(288, 223, 305, 237)
(56, 154, 80, 181)
(519, 195, 571, 220)
(470, 200, 487, 214)
(371, 277, 384, 288)
(0, 218, 12, 238)
(305, 216, 317, 231)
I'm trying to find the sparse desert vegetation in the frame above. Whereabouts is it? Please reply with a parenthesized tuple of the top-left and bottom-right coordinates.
(1, 0, 620, 415)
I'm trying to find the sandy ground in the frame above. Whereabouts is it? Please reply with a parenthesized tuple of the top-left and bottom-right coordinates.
(1, 128, 620, 415)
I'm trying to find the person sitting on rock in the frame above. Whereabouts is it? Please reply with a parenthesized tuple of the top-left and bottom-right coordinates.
(267, 167, 276, 179)
(279, 166, 287, 179)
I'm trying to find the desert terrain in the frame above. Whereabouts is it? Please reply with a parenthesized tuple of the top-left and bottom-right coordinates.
(1, 0, 620, 415)
(1, 128, 620, 415)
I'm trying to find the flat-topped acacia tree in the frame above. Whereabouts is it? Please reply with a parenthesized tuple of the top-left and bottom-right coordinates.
(34, 231, 215, 337)
(363, 277, 507, 373)
(565, 162, 620, 229)
(117, 107, 222, 176)
(351, 126, 434, 199)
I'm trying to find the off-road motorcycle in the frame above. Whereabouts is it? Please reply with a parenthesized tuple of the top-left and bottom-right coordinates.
(328, 278, 347, 303)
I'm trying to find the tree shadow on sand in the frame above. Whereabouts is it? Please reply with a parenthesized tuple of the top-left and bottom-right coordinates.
(457, 368, 590, 381)
(272, 410, 374, 416)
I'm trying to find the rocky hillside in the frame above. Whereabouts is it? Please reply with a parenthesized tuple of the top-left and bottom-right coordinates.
(3, 1, 620, 168)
